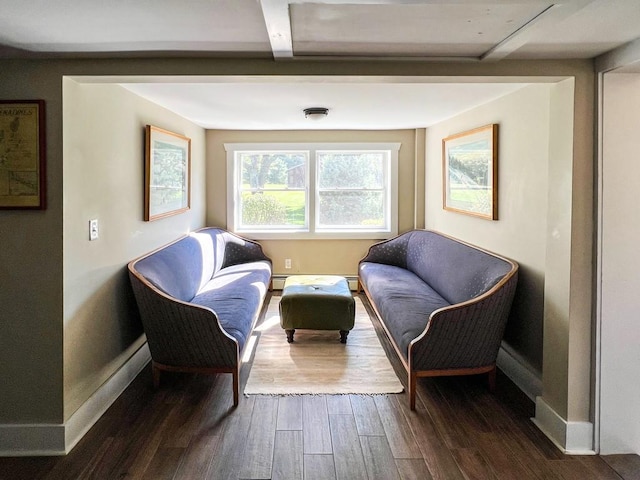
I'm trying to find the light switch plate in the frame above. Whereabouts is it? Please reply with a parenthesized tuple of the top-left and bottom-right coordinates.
(89, 219, 99, 241)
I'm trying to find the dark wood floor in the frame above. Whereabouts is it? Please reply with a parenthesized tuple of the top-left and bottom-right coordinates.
(1, 293, 638, 480)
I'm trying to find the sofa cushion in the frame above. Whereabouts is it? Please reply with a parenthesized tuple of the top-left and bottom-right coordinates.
(406, 231, 513, 305)
(191, 260, 272, 350)
(360, 262, 450, 358)
(190, 229, 224, 281)
(134, 235, 211, 302)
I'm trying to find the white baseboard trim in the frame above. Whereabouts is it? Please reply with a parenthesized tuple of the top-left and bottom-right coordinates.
(532, 396, 595, 455)
(272, 275, 359, 291)
(496, 345, 542, 401)
(64, 343, 151, 454)
(0, 343, 151, 457)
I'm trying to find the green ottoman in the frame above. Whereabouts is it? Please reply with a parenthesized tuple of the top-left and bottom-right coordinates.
(279, 275, 356, 343)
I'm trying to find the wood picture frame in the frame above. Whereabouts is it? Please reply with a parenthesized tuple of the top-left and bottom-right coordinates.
(442, 124, 498, 220)
(0, 100, 46, 209)
(144, 125, 191, 221)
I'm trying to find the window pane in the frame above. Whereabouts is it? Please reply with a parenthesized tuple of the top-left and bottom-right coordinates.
(227, 142, 398, 238)
(239, 152, 306, 191)
(317, 152, 384, 189)
(237, 151, 308, 229)
(318, 191, 384, 227)
(240, 191, 306, 227)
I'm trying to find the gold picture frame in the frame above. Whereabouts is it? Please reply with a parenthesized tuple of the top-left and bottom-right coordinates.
(0, 100, 46, 209)
(144, 125, 191, 221)
(443, 124, 498, 220)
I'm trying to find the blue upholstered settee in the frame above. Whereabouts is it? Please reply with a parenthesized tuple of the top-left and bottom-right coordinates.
(358, 229, 518, 410)
(128, 227, 272, 406)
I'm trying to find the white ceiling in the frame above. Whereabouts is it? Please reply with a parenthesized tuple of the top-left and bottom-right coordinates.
(119, 78, 530, 130)
(5, 0, 640, 129)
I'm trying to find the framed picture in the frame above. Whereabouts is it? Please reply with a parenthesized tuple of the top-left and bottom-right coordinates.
(0, 100, 46, 209)
(442, 124, 498, 220)
(144, 125, 191, 221)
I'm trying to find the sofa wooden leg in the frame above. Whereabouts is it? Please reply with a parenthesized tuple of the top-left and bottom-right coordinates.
(409, 371, 417, 411)
(152, 363, 161, 389)
(487, 366, 497, 392)
(232, 368, 240, 407)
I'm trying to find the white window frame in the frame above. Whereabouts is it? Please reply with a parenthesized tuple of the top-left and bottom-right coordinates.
(225, 142, 400, 240)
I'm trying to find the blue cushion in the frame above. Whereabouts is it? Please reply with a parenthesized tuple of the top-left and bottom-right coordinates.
(191, 261, 271, 350)
(134, 236, 208, 302)
(406, 231, 513, 305)
(360, 262, 449, 358)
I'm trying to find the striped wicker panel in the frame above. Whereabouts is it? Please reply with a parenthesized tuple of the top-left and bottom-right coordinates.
(129, 272, 239, 369)
(409, 271, 518, 372)
(359, 233, 410, 269)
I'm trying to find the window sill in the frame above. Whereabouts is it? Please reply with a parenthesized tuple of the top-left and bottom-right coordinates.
(234, 230, 396, 241)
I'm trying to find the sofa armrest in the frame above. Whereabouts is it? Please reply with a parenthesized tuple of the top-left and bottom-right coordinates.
(359, 232, 411, 269)
(408, 270, 518, 372)
(129, 269, 239, 369)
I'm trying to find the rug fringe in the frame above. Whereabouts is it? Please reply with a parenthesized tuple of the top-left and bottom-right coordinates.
(243, 390, 405, 397)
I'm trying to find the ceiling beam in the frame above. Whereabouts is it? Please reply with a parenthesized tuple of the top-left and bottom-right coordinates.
(481, 0, 596, 61)
(260, 0, 595, 61)
(286, 0, 554, 4)
(259, 0, 294, 59)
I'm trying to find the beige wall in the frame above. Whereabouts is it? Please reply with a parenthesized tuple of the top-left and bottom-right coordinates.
(425, 74, 595, 438)
(425, 83, 552, 374)
(599, 72, 640, 454)
(62, 79, 207, 419)
(542, 78, 581, 421)
(206, 129, 418, 276)
(0, 57, 594, 453)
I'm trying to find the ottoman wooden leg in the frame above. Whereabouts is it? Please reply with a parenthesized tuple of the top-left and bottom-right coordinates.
(339, 330, 349, 344)
(285, 329, 295, 343)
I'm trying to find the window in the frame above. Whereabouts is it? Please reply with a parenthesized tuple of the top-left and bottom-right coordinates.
(226, 143, 399, 239)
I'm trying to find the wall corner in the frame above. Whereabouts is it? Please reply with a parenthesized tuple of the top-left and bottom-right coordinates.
(532, 396, 595, 455)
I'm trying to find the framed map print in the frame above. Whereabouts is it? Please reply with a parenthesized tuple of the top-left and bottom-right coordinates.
(144, 125, 191, 221)
(0, 100, 46, 209)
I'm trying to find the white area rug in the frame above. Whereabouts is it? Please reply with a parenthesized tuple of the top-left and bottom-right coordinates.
(244, 295, 404, 395)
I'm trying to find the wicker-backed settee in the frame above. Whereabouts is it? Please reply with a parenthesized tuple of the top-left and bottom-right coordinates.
(128, 227, 272, 406)
(358, 229, 518, 410)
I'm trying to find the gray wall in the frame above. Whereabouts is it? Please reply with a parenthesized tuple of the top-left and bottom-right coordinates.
(1, 61, 65, 423)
